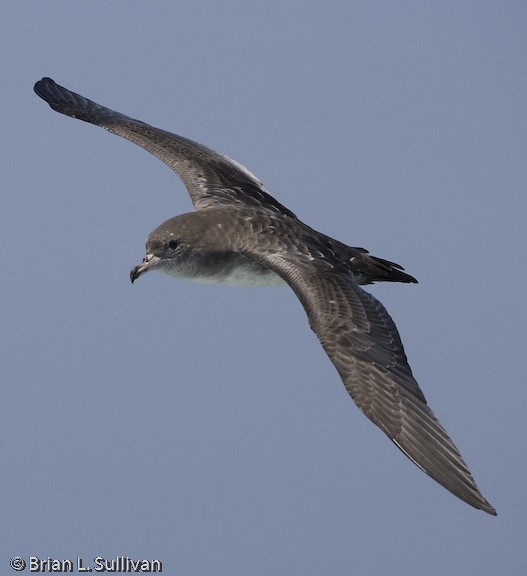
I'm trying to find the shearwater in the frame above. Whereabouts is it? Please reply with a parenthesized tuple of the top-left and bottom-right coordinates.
(34, 77, 495, 515)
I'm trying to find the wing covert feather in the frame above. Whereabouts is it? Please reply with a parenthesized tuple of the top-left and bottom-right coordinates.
(260, 250, 496, 514)
(34, 77, 296, 217)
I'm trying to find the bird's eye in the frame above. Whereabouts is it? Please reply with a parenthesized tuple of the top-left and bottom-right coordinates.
(168, 239, 179, 250)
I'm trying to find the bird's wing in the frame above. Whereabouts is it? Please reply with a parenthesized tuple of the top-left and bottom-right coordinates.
(34, 77, 297, 218)
(250, 230, 495, 514)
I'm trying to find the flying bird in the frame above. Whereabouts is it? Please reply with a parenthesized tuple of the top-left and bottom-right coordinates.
(34, 77, 496, 515)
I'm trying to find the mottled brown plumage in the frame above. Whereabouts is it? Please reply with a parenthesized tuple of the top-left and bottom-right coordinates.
(34, 77, 495, 515)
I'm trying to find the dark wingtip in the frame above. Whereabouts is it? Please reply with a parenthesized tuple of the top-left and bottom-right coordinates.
(482, 502, 497, 516)
(34, 77, 56, 98)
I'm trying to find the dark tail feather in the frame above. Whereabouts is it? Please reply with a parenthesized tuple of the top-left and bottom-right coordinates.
(348, 250, 418, 285)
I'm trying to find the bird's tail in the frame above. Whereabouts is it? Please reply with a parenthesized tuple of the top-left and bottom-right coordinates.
(345, 247, 418, 285)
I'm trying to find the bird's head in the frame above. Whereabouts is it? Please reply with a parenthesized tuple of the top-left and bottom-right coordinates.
(130, 213, 208, 283)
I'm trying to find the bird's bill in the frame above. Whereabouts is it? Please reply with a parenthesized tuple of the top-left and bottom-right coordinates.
(130, 254, 161, 283)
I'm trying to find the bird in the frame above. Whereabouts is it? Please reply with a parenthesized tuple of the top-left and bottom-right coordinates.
(34, 77, 496, 515)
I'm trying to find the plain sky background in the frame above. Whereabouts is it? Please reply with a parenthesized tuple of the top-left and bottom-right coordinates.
(2, 1, 525, 574)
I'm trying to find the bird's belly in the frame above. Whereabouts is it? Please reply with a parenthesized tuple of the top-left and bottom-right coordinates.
(161, 252, 286, 287)
(202, 264, 286, 286)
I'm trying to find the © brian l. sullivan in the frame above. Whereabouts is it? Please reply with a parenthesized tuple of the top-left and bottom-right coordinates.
(34, 77, 495, 515)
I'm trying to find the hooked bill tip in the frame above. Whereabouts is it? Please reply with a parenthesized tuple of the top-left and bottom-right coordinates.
(130, 265, 141, 284)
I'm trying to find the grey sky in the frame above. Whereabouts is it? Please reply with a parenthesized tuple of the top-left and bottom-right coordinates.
(2, 2, 525, 574)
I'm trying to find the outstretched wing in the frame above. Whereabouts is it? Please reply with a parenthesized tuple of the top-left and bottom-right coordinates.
(254, 235, 496, 514)
(34, 77, 297, 218)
